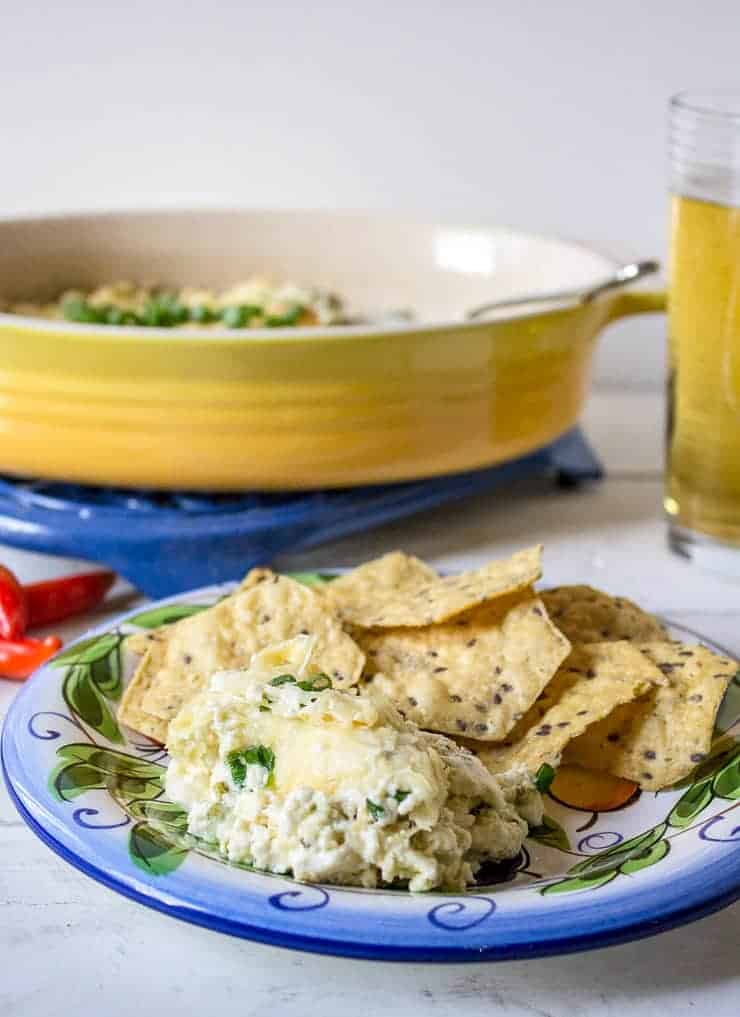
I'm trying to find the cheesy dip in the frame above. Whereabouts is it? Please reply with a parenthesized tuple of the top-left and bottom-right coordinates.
(165, 636, 542, 892)
(3, 278, 349, 329)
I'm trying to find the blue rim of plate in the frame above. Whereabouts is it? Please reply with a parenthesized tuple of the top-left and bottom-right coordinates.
(2, 587, 740, 962)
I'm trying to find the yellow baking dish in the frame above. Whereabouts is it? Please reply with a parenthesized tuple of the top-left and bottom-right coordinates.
(0, 210, 664, 490)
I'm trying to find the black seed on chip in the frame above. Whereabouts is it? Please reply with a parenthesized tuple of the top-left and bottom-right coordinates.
(643, 749, 656, 759)
(474, 723, 487, 733)
(183, 654, 193, 664)
(557, 721, 570, 728)
(466, 638, 477, 647)
(678, 650, 693, 657)
(576, 709, 589, 716)
(690, 752, 706, 762)
(501, 682, 513, 692)
(585, 669, 596, 679)
(299, 629, 309, 636)
(607, 732, 620, 742)
(642, 771, 653, 780)
(493, 693, 502, 704)
(433, 666, 448, 673)
(450, 694, 462, 703)
(427, 650, 438, 658)
(495, 666, 502, 675)
(533, 607, 542, 616)
(688, 693, 703, 702)
(261, 614, 271, 623)
(408, 696, 418, 706)
(535, 724, 551, 736)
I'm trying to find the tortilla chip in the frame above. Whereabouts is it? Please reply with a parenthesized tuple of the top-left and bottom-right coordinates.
(239, 567, 275, 591)
(328, 546, 542, 628)
(125, 567, 272, 658)
(474, 641, 665, 775)
(325, 552, 438, 623)
(541, 585, 668, 644)
(126, 630, 162, 656)
(128, 572, 364, 725)
(564, 642, 738, 789)
(118, 646, 170, 743)
(362, 595, 571, 740)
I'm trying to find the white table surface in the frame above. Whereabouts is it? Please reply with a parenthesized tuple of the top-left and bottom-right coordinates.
(1, 389, 738, 1017)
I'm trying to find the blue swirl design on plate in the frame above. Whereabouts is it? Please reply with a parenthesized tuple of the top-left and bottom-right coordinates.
(28, 711, 88, 742)
(699, 813, 740, 843)
(577, 830, 623, 853)
(427, 896, 496, 930)
(72, 808, 132, 831)
(269, 886, 330, 912)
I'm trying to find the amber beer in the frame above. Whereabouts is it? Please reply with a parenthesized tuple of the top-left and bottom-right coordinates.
(666, 92, 740, 570)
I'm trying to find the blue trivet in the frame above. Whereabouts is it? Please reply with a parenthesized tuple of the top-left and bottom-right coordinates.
(0, 428, 601, 597)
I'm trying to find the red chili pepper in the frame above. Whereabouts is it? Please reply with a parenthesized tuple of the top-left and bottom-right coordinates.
(24, 570, 116, 628)
(0, 565, 28, 640)
(0, 635, 62, 680)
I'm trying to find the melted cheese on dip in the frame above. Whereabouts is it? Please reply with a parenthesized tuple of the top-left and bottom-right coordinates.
(165, 636, 541, 891)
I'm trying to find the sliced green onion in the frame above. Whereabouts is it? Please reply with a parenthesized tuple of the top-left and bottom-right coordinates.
(366, 799, 385, 821)
(265, 304, 304, 327)
(226, 745, 276, 788)
(222, 304, 260, 328)
(269, 674, 297, 687)
(534, 763, 556, 793)
(189, 304, 216, 324)
(62, 297, 103, 324)
(296, 674, 332, 692)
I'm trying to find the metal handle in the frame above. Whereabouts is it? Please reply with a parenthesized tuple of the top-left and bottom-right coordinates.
(466, 259, 661, 320)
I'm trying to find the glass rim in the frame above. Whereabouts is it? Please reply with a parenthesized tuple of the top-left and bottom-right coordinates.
(670, 89, 740, 121)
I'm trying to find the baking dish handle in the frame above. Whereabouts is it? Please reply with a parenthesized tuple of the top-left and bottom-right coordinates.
(606, 289, 667, 322)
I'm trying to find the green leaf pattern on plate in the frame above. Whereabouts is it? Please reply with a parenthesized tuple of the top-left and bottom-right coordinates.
(126, 603, 210, 629)
(129, 821, 189, 876)
(528, 814, 570, 852)
(54, 633, 126, 741)
(62, 665, 124, 744)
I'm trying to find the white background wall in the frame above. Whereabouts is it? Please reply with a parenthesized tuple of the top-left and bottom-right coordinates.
(3, 1, 739, 388)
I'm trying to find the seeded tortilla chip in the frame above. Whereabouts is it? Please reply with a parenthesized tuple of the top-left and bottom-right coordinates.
(328, 546, 542, 628)
(239, 567, 275, 591)
(125, 567, 273, 658)
(118, 646, 170, 743)
(474, 641, 665, 775)
(126, 572, 364, 726)
(325, 552, 438, 623)
(541, 585, 667, 644)
(126, 629, 159, 656)
(362, 595, 571, 740)
(564, 642, 738, 790)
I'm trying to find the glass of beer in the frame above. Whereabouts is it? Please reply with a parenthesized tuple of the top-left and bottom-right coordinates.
(666, 90, 740, 573)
